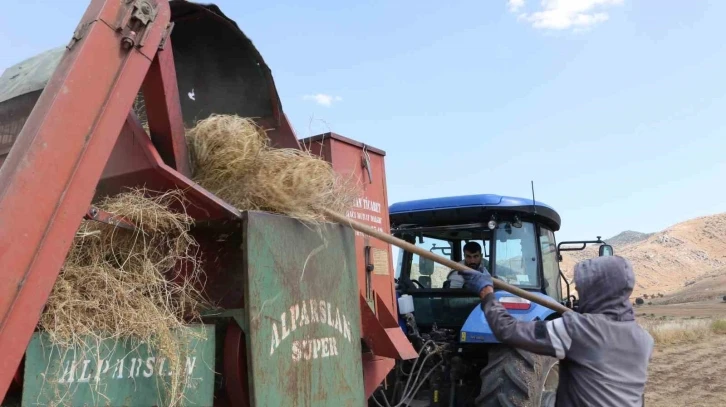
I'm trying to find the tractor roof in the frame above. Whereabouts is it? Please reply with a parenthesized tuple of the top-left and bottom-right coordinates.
(389, 194, 562, 231)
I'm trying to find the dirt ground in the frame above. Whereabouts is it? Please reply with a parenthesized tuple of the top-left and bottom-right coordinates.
(645, 332, 726, 407)
(637, 299, 726, 318)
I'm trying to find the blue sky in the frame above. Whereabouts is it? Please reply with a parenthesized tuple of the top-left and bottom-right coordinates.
(2, 0, 725, 243)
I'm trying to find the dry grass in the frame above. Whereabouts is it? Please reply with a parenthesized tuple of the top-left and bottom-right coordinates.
(711, 319, 726, 334)
(641, 319, 712, 346)
(39, 188, 208, 406)
(645, 330, 726, 407)
(186, 114, 358, 223)
(640, 317, 726, 346)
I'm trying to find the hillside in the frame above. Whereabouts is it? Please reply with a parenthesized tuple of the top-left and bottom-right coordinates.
(605, 230, 653, 246)
(561, 213, 726, 298)
(646, 266, 726, 306)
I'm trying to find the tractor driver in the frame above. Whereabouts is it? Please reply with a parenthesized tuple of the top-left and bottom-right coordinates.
(445, 241, 486, 288)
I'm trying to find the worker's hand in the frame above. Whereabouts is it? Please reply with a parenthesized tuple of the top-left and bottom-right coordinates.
(458, 269, 493, 297)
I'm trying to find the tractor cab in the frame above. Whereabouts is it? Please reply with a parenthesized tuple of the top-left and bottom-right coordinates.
(383, 194, 614, 406)
(390, 193, 613, 332)
(391, 194, 565, 330)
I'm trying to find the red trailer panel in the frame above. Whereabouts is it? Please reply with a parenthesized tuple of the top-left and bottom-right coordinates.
(301, 133, 417, 397)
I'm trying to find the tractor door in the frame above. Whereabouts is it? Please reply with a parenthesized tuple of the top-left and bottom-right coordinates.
(538, 226, 563, 303)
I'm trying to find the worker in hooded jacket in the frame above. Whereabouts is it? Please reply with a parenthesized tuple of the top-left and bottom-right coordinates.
(459, 255, 654, 407)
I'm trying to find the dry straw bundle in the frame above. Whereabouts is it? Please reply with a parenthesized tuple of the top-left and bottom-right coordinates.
(186, 114, 359, 222)
(40, 188, 208, 406)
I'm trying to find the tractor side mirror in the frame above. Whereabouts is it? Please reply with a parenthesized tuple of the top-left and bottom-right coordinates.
(419, 257, 435, 275)
(599, 244, 614, 257)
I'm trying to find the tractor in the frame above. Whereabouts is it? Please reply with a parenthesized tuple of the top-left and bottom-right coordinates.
(377, 194, 613, 406)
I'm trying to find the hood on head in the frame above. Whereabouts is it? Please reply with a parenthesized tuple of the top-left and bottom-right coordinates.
(574, 255, 635, 321)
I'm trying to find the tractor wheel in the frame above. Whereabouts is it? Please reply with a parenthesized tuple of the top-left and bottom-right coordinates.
(475, 346, 559, 407)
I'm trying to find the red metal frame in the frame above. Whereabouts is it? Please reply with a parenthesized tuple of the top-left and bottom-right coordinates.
(100, 115, 239, 221)
(362, 353, 395, 399)
(0, 0, 173, 398)
(224, 322, 251, 407)
(140, 36, 192, 178)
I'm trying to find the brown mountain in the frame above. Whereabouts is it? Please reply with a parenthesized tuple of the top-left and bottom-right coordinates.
(561, 213, 726, 298)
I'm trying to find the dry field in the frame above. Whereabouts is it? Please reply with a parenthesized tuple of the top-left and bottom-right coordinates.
(640, 314, 726, 406)
(637, 299, 726, 319)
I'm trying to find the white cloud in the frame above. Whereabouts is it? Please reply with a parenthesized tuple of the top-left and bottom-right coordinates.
(509, 0, 623, 31)
(508, 0, 525, 12)
(303, 93, 342, 107)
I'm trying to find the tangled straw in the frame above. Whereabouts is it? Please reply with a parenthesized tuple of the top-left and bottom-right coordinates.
(39, 188, 208, 407)
(186, 114, 359, 223)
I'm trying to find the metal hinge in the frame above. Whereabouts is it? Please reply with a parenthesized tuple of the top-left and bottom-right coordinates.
(117, 0, 158, 50)
(84, 206, 139, 232)
(361, 144, 373, 184)
(364, 245, 376, 311)
(67, 20, 93, 50)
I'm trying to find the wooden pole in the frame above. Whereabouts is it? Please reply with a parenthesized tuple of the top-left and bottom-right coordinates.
(323, 208, 570, 314)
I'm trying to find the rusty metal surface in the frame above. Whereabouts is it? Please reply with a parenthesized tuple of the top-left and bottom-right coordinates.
(362, 353, 395, 399)
(358, 294, 417, 361)
(0, 0, 171, 400)
(83, 206, 138, 231)
(299, 133, 417, 396)
(300, 133, 398, 317)
(242, 211, 365, 406)
(96, 116, 240, 221)
(22, 325, 216, 406)
(141, 36, 192, 177)
(168, 2, 301, 150)
(224, 321, 251, 407)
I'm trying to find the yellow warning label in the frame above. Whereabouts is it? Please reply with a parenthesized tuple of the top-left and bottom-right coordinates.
(372, 248, 390, 275)
(461, 332, 466, 342)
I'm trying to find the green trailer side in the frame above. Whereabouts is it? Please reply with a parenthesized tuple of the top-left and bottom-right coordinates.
(20, 211, 366, 406)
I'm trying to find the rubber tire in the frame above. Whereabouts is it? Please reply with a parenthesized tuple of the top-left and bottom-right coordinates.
(475, 346, 559, 407)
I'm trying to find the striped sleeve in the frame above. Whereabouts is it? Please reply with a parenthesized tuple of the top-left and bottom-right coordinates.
(545, 318, 573, 359)
(480, 293, 559, 358)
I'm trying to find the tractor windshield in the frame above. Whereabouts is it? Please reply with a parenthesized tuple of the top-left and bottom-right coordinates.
(394, 220, 559, 329)
(397, 221, 541, 290)
(492, 221, 540, 289)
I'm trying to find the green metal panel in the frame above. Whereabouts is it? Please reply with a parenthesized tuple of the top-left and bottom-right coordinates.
(22, 324, 216, 407)
(243, 211, 365, 407)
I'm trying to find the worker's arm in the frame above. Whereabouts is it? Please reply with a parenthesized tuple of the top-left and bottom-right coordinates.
(459, 271, 572, 359)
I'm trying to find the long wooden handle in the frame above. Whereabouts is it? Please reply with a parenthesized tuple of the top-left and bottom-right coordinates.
(323, 208, 570, 314)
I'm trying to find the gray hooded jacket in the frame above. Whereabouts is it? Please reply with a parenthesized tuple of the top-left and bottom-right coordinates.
(480, 255, 654, 407)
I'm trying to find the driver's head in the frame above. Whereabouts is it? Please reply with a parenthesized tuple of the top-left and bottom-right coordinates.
(463, 241, 483, 269)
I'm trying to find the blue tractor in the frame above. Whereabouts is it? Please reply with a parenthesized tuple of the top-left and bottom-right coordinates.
(382, 194, 613, 407)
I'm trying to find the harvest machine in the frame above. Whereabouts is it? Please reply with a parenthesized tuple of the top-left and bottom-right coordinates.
(0, 1, 613, 406)
(0, 0, 416, 405)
